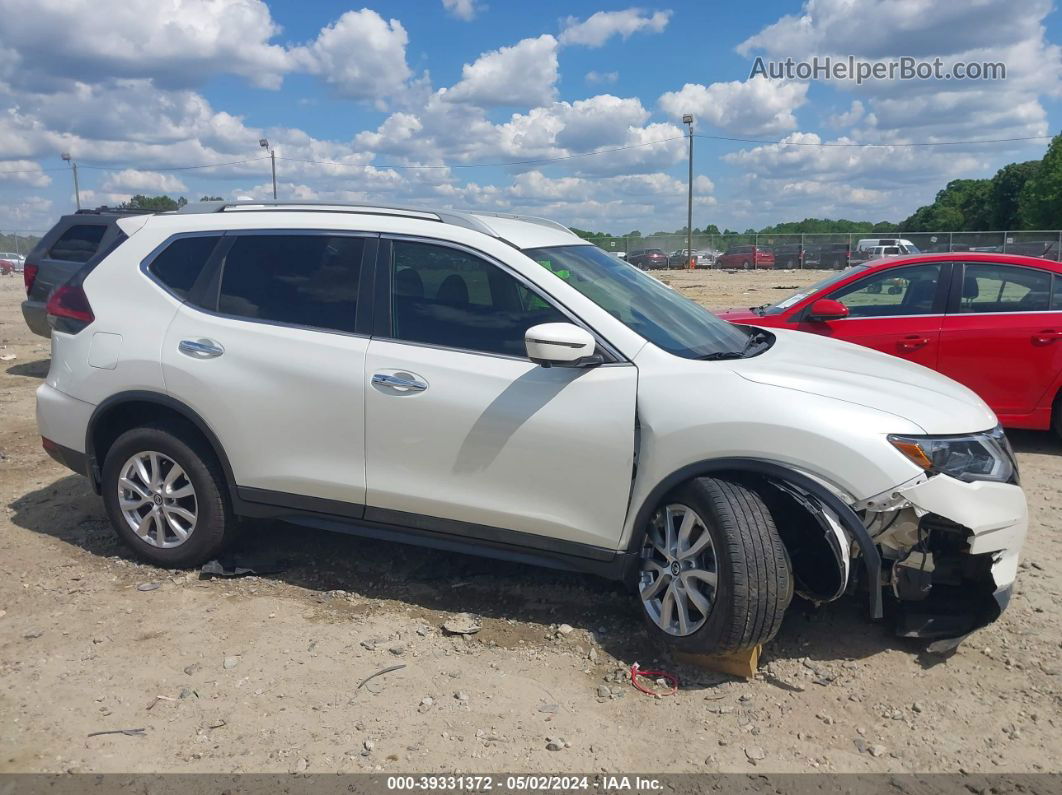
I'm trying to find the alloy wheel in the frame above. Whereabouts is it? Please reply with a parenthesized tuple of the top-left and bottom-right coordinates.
(117, 451, 198, 548)
(639, 503, 719, 636)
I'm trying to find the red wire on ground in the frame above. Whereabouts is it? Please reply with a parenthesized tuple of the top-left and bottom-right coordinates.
(630, 662, 679, 697)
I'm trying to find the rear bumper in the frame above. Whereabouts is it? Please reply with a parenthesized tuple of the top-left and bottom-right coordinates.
(21, 299, 50, 338)
(42, 438, 92, 479)
(36, 383, 95, 464)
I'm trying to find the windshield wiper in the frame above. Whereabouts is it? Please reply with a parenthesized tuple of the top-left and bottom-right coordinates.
(698, 329, 773, 361)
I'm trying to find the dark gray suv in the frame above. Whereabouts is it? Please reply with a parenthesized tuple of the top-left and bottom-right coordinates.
(21, 209, 146, 337)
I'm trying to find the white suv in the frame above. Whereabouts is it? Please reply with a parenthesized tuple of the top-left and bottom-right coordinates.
(36, 201, 1027, 653)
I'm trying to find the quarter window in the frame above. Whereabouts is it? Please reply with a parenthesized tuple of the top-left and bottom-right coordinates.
(828, 264, 942, 317)
(148, 236, 220, 299)
(389, 241, 566, 357)
(958, 263, 1053, 313)
(49, 224, 107, 263)
(218, 234, 364, 333)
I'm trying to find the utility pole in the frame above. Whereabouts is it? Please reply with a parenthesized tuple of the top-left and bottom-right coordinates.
(260, 138, 277, 199)
(682, 114, 694, 268)
(61, 152, 81, 210)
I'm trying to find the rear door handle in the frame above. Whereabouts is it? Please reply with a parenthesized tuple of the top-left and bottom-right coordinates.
(372, 372, 428, 393)
(178, 338, 225, 359)
(897, 335, 930, 353)
(1032, 329, 1062, 346)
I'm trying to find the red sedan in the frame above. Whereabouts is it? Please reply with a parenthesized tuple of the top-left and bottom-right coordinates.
(719, 252, 1062, 436)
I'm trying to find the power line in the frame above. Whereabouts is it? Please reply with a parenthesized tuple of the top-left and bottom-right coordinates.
(0, 132, 1053, 177)
(276, 136, 689, 171)
(694, 133, 1054, 147)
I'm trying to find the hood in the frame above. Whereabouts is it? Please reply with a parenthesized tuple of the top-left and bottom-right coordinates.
(731, 328, 997, 435)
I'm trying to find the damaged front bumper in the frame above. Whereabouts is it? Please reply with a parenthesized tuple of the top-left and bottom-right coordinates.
(860, 474, 1027, 648)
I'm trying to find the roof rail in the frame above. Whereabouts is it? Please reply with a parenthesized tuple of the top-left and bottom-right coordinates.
(176, 200, 503, 237)
(174, 200, 579, 242)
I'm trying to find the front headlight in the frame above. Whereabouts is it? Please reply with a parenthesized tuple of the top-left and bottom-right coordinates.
(888, 425, 1018, 484)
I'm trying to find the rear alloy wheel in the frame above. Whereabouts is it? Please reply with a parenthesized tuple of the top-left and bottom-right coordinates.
(637, 477, 793, 653)
(102, 422, 233, 567)
(742, 260, 751, 269)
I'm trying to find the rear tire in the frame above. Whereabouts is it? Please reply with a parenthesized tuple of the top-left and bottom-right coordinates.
(636, 477, 793, 653)
(101, 422, 233, 568)
(742, 260, 751, 270)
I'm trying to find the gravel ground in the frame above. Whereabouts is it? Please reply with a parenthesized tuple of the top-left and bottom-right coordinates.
(1, 270, 1060, 774)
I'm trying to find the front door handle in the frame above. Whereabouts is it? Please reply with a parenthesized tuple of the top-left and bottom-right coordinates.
(1032, 329, 1062, 346)
(372, 372, 428, 392)
(178, 338, 225, 359)
(897, 335, 930, 353)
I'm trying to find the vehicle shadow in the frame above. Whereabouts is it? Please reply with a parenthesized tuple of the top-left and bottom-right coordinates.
(1006, 428, 1061, 455)
(6, 358, 49, 378)
(9, 473, 932, 687)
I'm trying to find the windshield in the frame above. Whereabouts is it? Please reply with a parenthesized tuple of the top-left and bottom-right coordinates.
(525, 245, 752, 359)
(760, 264, 870, 315)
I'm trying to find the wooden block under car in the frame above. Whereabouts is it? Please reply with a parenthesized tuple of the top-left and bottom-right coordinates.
(674, 644, 761, 679)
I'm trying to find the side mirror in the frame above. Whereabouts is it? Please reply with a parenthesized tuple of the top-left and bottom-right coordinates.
(525, 323, 599, 367)
(807, 298, 849, 321)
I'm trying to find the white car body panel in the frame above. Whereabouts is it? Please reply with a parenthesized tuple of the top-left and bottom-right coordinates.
(162, 304, 370, 505)
(363, 339, 638, 547)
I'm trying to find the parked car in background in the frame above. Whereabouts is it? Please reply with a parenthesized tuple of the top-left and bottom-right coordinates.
(773, 244, 804, 268)
(0, 251, 25, 271)
(0, 259, 13, 276)
(720, 252, 1062, 437)
(856, 238, 921, 255)
(36, 200, 1025, 653)
(668, 249, 713, 268)
(21, 208, 152, 337)
(715, 245, 775, 269)
(816, 243, 851, 268)
(627, 248, 669, 270)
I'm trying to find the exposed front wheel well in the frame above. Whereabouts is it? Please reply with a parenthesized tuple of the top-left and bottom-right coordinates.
(628, 459, 882, 618)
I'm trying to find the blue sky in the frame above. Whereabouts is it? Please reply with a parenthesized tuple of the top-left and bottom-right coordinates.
(1, 0, 1059, 234)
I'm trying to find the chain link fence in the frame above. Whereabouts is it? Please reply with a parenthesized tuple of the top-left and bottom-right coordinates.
(581, 230, 1062, 268)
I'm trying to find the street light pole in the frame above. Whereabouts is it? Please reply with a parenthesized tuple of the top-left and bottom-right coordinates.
(61, 152, 81, 210)
(682, 114, 694, 269)
(260, 138, 277, 199)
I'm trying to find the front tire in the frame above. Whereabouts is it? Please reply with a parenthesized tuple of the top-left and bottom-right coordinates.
(101, 422, 233, 567)
(637, 477, 792, 653)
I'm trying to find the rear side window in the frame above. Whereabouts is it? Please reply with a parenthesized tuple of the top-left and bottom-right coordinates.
(148, 236, 220, 299)
(49, 224, 107, 263)
(218, 234, 364, 333)
(959, 263, 1052, 313)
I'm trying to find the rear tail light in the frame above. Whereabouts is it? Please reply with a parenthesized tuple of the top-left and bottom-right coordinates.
(46, 283, 94, 333)
(24, 262, 38, 296)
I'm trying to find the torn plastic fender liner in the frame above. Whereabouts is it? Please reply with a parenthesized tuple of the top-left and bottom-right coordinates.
(767, 481, 851, 602)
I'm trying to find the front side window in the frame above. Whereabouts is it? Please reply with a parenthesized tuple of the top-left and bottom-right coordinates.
(828, 264, 943, 318)
(958, 263, 1052, 314)
(148, 236, 220, 299)
(49, 224, 107, 263)
(217, 234, 364, 333)
(525, 245, 751, 359)
(389, 240, 567, 357)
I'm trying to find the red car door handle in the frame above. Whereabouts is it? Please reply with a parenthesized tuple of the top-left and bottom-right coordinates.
(1032, 329, 1062, 346)
(897, 335, 930, 352)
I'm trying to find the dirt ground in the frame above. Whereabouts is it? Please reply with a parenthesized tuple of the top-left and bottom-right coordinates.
(1, 269, 1060, 775)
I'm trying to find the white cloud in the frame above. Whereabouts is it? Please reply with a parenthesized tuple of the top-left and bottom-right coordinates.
(659, 78, 809, 136)
(443, 35, 558, 107)
(586, 71, 619, 85)
(0, 160, 51, 188)
(0, 0, 292, 90)
(442, 0, 481, 21)
(101, 169, 187, 194)
(292, 9, 411, 100)
(559, 8, 671, 47)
